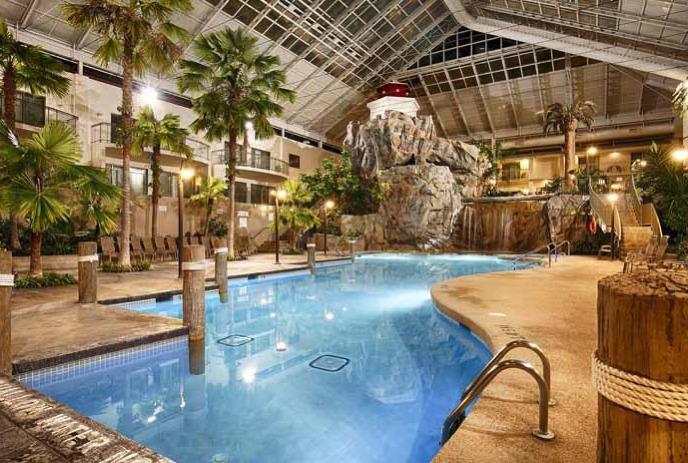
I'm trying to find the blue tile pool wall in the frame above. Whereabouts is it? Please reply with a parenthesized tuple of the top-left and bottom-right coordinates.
(24, 254, 523, 463)
(18, 336, 188, 389)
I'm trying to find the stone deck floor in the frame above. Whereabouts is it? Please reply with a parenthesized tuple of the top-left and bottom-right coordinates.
(432, 255, 623, 463)
(11, 252, 346, 372)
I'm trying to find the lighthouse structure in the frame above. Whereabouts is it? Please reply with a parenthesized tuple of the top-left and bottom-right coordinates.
(366, 82, 420, 120)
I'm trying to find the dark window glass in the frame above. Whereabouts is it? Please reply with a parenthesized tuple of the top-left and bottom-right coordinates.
(289, 154, 301, 168)
(235, 182, 248, 203)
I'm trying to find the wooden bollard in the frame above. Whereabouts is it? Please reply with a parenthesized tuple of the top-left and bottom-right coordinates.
(183, 245, 206, 341)
(597, 272, 688, 462)
(307, 243, 316, 274)
(0, 250, 12, 376)
(78, 241, 98, 303)
(214, 239, 228, 303)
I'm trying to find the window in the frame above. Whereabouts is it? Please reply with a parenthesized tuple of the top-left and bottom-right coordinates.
(160, 171, 178, 197)
(579, 155, 600, 172)
(250, 184, 274, 205)
(289, 154, 301, 169)
(235, 182, 248, 203)
(251, 148, 271, 170)
(107, 164, 148, 196)
(501, 163, 527, 182)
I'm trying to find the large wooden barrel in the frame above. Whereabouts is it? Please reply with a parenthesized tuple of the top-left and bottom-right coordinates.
(597, 271, 688, 462)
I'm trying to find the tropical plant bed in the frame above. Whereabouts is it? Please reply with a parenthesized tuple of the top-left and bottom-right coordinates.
(101, 261, 152, 273)
(14, 272, 77, 289)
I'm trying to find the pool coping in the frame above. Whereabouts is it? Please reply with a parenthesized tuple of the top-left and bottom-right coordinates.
(0, 375, 173, 462)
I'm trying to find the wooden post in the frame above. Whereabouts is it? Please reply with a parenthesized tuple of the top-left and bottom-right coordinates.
(307, 243, 316, 274)
(183, 245, 206, 341)
(78, 241, 98, 303)
(0, 250, 12, 376)
(214, 239, 228, 303)
(597, 272, 688, 462)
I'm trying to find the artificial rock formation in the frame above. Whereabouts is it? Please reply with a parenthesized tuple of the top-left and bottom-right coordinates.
(344, 111, 487, 248)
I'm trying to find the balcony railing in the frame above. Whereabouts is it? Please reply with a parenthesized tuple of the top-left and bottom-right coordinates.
(212, 148, 289, 176)
(91, 122, 209, 161)
(0, 91, 77, 131)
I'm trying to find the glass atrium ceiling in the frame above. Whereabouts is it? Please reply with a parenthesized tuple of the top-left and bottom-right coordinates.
(1, 0, 685, 144)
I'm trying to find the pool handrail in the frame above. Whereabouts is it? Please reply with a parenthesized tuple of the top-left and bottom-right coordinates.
(552, 240, 571, 262)
(440, 358, 555, 446)
(512, 242, 555, 268)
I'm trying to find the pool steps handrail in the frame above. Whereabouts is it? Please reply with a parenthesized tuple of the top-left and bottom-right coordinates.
(441, 341, 555, 445)
(552, 240, 571, 262)
(512, 242, 555, 268)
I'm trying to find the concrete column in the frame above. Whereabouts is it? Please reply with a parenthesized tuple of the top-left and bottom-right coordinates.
(214, 239, 228, 303)
(307, 243, 316, 274)
(78, 241, 98, 303)
(183, 245, 206, 341)
(0, 250, 12, 376)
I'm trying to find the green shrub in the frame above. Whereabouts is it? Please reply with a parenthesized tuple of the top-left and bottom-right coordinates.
(677, 240, 688, 261)
(101, 261, 152, 273)
(208, 217, 228, 238)
(15, 272, 77, 289)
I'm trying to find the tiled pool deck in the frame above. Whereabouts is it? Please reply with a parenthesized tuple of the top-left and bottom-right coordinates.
(432, 256, 623, 462)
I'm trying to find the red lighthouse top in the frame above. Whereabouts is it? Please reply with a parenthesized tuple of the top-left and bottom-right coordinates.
(377, 82, 410, 98)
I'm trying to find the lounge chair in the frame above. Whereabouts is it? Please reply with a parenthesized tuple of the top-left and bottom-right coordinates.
(623, 236, 658, 273)
(141, 237, 157, 261)
(99, 236, 118, 263)
(155, 236, 172, 261)
(165, 235, 179, 259)
(629, 235, 670, 271)
(130, 236, 145, 262)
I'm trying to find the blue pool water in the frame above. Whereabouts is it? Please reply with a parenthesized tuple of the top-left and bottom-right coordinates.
(26, 254, 519, 463)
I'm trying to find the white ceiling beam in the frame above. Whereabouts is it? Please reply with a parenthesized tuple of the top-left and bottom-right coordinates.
(19, 0, 39, 29)
(442, 0, 688, 80)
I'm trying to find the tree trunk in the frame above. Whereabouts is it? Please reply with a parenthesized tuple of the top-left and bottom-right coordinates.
(29, 231, 42, 278)
(226, 130, 237, 260)
(564, 121, 577, 190)
(151, 144, 161, 239)
(597, 272, 688, 462)
(2, 66, 22, 252)
(118, 47, 133, 265)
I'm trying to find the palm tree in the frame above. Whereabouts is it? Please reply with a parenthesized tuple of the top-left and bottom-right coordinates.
(673, 79, 688, 116)
(62, 0, 192, 265)
(177, 27, 296, 258)
(276, 179, 318, 250)
(542, 100, 596, 189)
(0, 121, 120, 276)
(133, 106, 191, 238)
(190, 177, 227, 237)
(0, 17, 71, 250)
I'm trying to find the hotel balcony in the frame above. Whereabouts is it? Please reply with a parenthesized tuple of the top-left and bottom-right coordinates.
(211, 147, 289, 182)
(90, 122, 210, 166)
(0, 91, 77, 136)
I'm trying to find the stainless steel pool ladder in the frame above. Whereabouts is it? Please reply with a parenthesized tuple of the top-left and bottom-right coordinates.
(512, 242, 555, 268)
(552, 240, 571, 262)
(440, 340, 555, 446)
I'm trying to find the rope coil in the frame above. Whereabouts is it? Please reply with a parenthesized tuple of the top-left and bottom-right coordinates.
(592, 352, 688, 422)
(78, 254, 99, 263)
(181, 261, 206, 271)
(0, 274, 14, 287)
(214, 247, 228, 255)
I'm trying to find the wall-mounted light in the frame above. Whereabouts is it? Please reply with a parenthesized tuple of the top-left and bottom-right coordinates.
(586, 146, 598, 156)
(139, 86, 158, 106)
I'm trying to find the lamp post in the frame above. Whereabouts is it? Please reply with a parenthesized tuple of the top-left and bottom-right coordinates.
(607, 193, 618, 260)
(271, 189, 287, 264)
(323, 200, 335, 256)
(178, 165, 195, 278)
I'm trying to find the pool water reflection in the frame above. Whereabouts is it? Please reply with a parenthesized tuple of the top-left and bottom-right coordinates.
(26, 254, 520, 463)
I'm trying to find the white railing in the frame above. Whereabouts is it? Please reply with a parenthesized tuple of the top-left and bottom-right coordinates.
(630, 173, 663, 238)
(588, 177, 610, 233)
(628, 175, 643, 225)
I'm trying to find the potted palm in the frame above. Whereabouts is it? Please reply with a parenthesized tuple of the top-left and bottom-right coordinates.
(132, 106, 191, 238)
(62, 0, 193, 265)
(276, 180, 318, 252)
(542, 100, 596, 190)
(0, 121, 120, 277)
(177, 27, 296, 258)
(0, 17, 71, 250)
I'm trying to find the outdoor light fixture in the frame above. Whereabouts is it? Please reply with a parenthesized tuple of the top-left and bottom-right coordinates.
(139, 86, 158, 106)
(180, 167, 195, 180)
(671, 148, 688, 162)
(640, 160, 648, 168)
